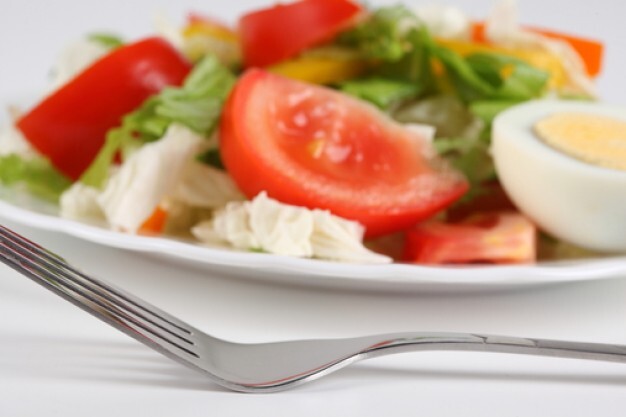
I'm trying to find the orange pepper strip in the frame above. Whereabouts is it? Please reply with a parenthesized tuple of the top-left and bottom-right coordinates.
(139, 206, 168, 235)
(471, 22, 604, 77)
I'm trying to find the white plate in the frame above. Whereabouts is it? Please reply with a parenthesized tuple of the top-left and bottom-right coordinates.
(2, 185, 626, 292)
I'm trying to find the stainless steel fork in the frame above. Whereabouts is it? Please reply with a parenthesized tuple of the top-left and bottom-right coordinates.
(1, 224, 626, 392)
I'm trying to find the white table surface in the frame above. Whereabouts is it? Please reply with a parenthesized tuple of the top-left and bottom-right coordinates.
(2, 0, 626, 416)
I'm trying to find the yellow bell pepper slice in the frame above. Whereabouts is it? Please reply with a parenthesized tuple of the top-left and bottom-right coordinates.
(181, 21, 241, 65)
(183, 21, 239, 42)
(269, 48, 367, 85)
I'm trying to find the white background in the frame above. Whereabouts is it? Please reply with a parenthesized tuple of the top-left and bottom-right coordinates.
(2, 0, 626, 416)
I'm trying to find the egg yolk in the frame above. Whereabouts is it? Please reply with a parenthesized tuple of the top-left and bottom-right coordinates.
(534, 112, 626, 171)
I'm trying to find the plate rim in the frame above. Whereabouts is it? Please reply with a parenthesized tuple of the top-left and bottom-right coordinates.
(1, 190, 626, 291)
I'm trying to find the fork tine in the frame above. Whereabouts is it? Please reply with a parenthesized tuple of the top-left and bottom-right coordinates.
(0, 226, 201, 361)
(0, 225, 194, 336)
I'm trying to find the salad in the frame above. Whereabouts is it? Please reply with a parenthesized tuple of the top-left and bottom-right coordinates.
(0, 0, 613, 266)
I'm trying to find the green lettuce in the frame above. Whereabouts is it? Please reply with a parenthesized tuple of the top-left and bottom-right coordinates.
(433, 49, 550, 102)
(80, 54, 236, 188)
(88, 33, 124, 49)
(339, 5, 437, 91)
(338, 5, 549, 113)
(0, 154, 71, 202)
(340, 78, 419, 109)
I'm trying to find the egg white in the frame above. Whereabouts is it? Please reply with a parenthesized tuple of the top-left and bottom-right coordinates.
(492, 99, 626, 253)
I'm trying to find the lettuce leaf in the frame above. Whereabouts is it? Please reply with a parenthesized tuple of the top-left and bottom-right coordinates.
(433, 49, 550, 102)
(392, 94, 509, 201)
(338, 5, 437, 91)
(80, 54, 236, 188)
(339, 5, 420, 62)
(88, 33, 124, 49)
(434, 136, 495, 193)
(393, 94, 481, 138)
(116, 54, 236, 144)
(0, 154, 71, 202)
(340, 78, 419, 109)
(338, 5, 549, 112)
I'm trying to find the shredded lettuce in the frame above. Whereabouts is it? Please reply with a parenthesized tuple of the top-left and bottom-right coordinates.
(391, 94, 490, 188)
(338, 5, 437, 91)
(338, 5, 549, 110)
(340, 78, 419, 109)
(153, 55, 236, 135)
(79, 130, 125, 189)
(422, 53, 547, 199)
(393, 94, 481, 138)
(0, 154, 71, 202)
(469, 100, 520, 128)
(393, 95, 496, 198)
(433, 49, 550, 102)
(434, 136, 495, 194)
(339, 5, 421, 62)
(80, 54, 236, 188)
(87, 33, 124, 49)
(116, 54, 236, 143)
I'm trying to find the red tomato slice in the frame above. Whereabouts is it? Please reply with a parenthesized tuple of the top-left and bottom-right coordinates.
(404, 212, 537, 265)
(219, 69, 468, 237)
(17, 37, 191, 180)
(239, 0, 362, 68)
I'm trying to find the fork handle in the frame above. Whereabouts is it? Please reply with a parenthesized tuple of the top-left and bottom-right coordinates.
(247, 332, 626, 392)
(359, 332, 626, 363)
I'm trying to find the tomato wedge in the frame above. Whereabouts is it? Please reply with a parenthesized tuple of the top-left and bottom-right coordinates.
(17, 37, 191, 180)
(219, 69, 468, 237)
(404, 212, 537, 265)
(239, 0, 362, 68)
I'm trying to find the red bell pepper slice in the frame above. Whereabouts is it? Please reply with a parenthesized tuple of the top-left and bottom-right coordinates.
(17, 37, 192, 180)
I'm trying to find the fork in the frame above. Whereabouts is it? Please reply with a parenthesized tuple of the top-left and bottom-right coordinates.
(2, 225, 626, 393)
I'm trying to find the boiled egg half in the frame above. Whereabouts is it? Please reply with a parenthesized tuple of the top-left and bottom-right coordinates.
(492, 100, 626, 253)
